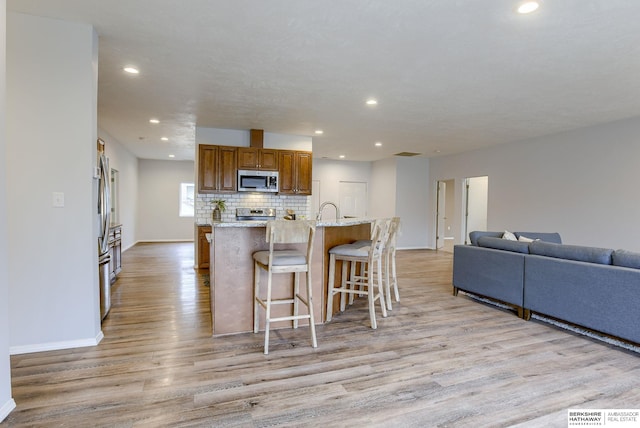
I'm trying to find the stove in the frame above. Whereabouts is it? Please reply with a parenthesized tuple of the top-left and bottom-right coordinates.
(235, 207, 277, 221)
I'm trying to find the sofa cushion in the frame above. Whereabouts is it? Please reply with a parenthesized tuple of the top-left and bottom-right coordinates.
(477, 236, 530, 254)
(469, 231, 503, 246)
(612, 249, 640, 269)
(515, 232, 562, 244)
(502, 230, 517, 241)
(529, 241, 613, 265)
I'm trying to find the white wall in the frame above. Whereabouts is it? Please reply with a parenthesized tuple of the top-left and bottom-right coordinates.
(99, 128, 138, 250)
(370, 158, 396, 218)
(395, 157, 430, 249)
(7, 13, 101, 353)
(429, 116, 640, 252)
(0, 0, 16, 421)
(137, 159, 195, 241)
(444, 179, 455, 237)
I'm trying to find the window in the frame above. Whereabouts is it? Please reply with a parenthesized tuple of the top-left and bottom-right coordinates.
(179, 182, 195, 217)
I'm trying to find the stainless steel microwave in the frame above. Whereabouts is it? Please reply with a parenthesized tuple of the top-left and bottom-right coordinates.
(237, 169, 279, 192)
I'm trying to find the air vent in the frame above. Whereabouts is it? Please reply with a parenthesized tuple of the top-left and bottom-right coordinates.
(394, 152, 421, 157)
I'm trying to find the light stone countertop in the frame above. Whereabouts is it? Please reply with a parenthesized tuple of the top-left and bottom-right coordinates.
(204, 217, 375, 228)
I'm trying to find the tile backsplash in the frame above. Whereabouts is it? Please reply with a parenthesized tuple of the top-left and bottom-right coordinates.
(196, 193, 311, 224)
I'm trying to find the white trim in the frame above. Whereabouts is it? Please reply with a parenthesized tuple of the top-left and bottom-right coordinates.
(122, 241, 138, 252)
(136, 239, 194, 243)
(0, 399, 17, 422)
(10, 331, 104, 355)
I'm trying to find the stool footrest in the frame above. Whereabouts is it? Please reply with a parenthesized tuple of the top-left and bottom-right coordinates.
(268, 314, 311, 323)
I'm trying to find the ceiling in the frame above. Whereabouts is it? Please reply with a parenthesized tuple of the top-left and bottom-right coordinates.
(7, 1, 640, 162)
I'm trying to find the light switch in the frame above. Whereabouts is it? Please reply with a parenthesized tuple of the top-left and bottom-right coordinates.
(52, 192, 65, 208)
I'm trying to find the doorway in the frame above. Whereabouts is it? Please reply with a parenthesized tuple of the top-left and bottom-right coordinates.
(462, 176, 489, 244)
(435, 179, 455, 251)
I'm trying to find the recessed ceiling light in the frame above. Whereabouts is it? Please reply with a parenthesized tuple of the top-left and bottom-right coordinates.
(161, 137, 169, 141)
(149, 119, 160, 124)
(123, 67, 139, 74)
(315, 130, 323, 135)
(374, 142, 382, 147)
(366, 99, 378, 106)
(339, 155, 345, 159)
(168, 154, 175, 158)
(517, 1, 539, 14)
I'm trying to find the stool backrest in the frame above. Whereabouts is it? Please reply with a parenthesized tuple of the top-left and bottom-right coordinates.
(370, 218, 390, 260)
(265, 220, 316, 262)
(386, 217, 400, 251)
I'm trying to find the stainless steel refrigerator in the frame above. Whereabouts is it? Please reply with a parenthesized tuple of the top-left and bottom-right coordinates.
(97, 140, 112, 320)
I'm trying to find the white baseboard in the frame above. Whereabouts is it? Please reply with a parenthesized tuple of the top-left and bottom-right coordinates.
(136, 239, 194, 243)
(10, 331, 104, 355)
(0, 399, 17, 422)
(397, 246, 433, 250)
(123, 240, 194, 252)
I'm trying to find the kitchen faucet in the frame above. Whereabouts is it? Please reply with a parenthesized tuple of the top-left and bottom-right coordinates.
(316, 201, 341, 221)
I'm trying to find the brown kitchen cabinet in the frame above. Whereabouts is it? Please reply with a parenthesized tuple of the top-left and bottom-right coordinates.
(108, 224, 122, 283)
(197, 225, 212, 269)
(237, 147, 279, 170)
(278, 150, 312, 195)
(198, 145, 237, 193)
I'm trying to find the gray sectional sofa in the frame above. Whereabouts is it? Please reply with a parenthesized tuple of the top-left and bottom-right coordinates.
(453, 231, 640, 345)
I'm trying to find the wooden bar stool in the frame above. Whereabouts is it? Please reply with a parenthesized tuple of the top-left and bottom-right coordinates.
(253, 220, 317, 354)
(326, 219, 389, 329)
(351, 217, 400, 310)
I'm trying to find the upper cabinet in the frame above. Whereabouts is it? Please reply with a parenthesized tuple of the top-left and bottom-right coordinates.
(198, 145, 237, 193)
(237, 147, 279, 171)
(278, 151, 312, 195)
(198, 144, 312, 195)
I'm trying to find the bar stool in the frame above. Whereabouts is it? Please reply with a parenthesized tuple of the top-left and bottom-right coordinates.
(349, 217, 400, 310)
(253, 220, 317, 354)
(382, 217, 400, 309)
(326, 219, 389, 329)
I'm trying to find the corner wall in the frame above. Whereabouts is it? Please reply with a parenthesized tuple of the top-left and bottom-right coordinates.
(395, 157, 430, 249)
(99, 128, 138, 250)
(7, 13, 101, 353)
(0, 0, 16, 421)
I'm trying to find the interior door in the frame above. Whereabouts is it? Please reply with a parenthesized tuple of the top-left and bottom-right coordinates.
(463, 176, 489, 244)
(338, 181, 367, 217)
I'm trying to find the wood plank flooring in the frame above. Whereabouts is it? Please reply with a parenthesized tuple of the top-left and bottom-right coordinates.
(4, 242, 639, 427)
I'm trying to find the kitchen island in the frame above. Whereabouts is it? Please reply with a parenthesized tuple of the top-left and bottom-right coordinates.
(207, 218, 373, 335)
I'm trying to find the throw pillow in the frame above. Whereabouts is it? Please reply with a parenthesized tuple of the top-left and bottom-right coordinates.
(518, 235, 536, 243)
(502, 230, 517, 241)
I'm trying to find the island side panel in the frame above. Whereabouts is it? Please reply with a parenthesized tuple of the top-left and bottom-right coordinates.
(211, 226, 325, 336)
(322, 223, 371, 321)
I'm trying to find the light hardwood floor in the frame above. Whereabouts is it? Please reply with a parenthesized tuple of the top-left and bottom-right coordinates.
(4, 243, 639, 427)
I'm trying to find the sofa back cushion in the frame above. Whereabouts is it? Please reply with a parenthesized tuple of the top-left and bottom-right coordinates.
(477, 236, 530, 254)
(529, 241, 613, 265)
(469, 231, 503, 246)
(612, 249, 640, 269)
(515, 232, 562, 244)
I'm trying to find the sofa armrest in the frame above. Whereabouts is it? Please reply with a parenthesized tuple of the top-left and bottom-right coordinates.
(453, 244, 525, 307)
